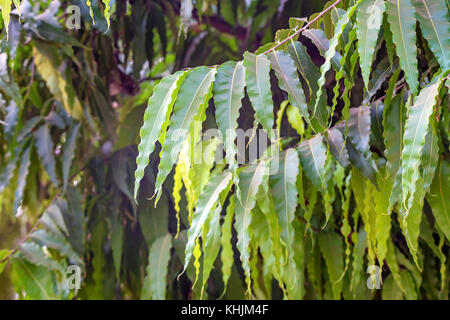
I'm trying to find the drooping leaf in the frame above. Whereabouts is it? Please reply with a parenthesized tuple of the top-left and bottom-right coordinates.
(386, 0, 419, 95)
(384, 91, 405, 177)
(243, 52, 274, 134)
(268, 50, 310, 125)
(182, 171, 232, 274)
(34, 125, 57, 186)
(154, 67, 216, 202)
(141, 234, 173, 300)
(0, 249, 11, 275)
(319, 232, 344, 300)
(373, 166, 393, 268)
(250, 206, 276, 297)
(327, 127, 350, 167)
(286, 104, 305, 136)
(33, 41, 83, 119)
(101, 0, 111, 29)
(234, 161, 266, 294)
(312, 1, 360, 118)
(351, 230, 367, 295)
(85, 0, 95, 24)
(201, 203, 222, 296)
(348, 106, 371, 154)
(302, 29, 342, 71)
(401, 76, 444, 215)
(427, 160, 450, 242)
(18, 242, 62, 272)
(0, 0, 12, 39)
(62, 123, 80, 194)
(297, 134, 327, 190)
(412, 0, 450, 69)
(269, 149, 299, 287)
(220, 196, 235, 296)
(134, 71, 187, 201)
(421, 124, 439, 193)
(10, 255, 57, 300)
(356, 0, 386, 87)
(13, 146, 31, 214)
(287, 41, 321, 103)
(214, 61, 245, 173)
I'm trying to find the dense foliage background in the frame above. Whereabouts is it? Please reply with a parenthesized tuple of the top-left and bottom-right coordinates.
(0, 0, 449, 300)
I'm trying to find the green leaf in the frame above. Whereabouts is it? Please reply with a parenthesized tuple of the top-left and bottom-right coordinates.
(0, 249, 11, 275)
(18, 242, 62, 272)
(134, 71, 187, 201)
(313, 1, 360, 117)
(62, 123, 80, 194)
(276, 100, 289, 141)
(412, 0, 450, 69)
(10, 255, 57, 300)
(138, 194, 169, 247)
(303, 29, 342, 71)
(110, 211, 123, 281)
(384, 91, 405, 177)
(327, 127, 350, 167)
(141, 234, 173, 300)
(427, 160, 450, 242)
(250, 206, 276, 296)
(0, 0, 12, 39)
(214, 61, 245, 173)
(401, 77, 443, 214)
(34, 125, 58, 185)
(0, 147, 19, 193)
(351, 230, 367, 295)
(182, 171, 232, 274)
(356, 0, 386, 87)
(399, 176, 424, 269)
(243, 52, 274, 134)
(101, 0, 111, 29)
(319, 232, 344, 300)
(31, 229, 82, 266)
(85, 1, 95, 24)
(421, 125, 439, 193)
(234, 161, 266, 294)
(268, 50, 310, 125)
(382, 274, 404, 300)
(13, 146, 31, 214)
(269, 149, 299, 285)
(33, 41, 83, 119)
(201, 202, 222, 297)
(154, 67, 216, 202)
(297, 134, 327, 190)
(386, 0, 419, 95)
(374, 166, 393, 268)
(286, 104, 305, 136)
(385, 240, 406, 295)
(256, 174, 285, 283)
(348, 106, 371, 154)
(287, 41, 321, 103)
(90, 217, 107, 299)
(220, 196, 235, 296)
(4, 100, 18, 143)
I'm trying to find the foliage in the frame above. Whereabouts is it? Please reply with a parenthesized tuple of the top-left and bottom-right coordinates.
(0, 0, 449, 300)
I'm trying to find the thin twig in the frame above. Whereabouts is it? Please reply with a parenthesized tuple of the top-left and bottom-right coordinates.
(263, 0, 343, 54)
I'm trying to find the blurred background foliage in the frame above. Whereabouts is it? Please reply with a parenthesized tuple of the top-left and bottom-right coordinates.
(0, 0, 330, 299)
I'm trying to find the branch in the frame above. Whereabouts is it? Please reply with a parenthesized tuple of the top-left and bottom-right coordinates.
(263, 0, 343, 54)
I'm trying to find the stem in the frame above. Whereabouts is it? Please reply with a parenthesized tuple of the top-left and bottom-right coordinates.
(263, 0, 343, 54)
